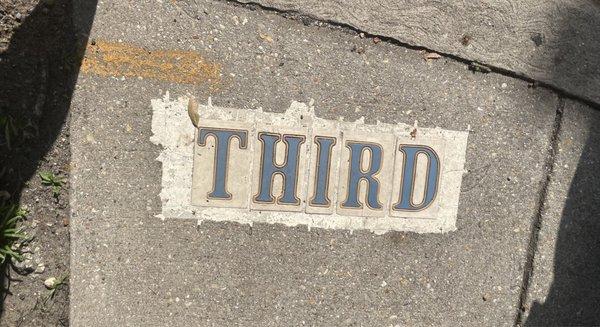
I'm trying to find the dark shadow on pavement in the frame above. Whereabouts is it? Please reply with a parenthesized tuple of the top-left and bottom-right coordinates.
(0, 0, 96, 318)
(525, 2, 600, 325)
(526, 114, 600, 326)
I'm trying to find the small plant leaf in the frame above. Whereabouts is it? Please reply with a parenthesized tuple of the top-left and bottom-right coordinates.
(39, 172, 53, 182)
(0, 204, 27, 264)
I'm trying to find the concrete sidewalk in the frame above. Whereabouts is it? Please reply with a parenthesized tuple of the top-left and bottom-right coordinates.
(225, 0, 600, 104)
(69, 0, 600, 325)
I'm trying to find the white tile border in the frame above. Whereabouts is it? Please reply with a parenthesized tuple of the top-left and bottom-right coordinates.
(151, 92, 468, 234)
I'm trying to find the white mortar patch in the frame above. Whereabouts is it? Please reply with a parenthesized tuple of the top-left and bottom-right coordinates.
(151, 93, 468, 234)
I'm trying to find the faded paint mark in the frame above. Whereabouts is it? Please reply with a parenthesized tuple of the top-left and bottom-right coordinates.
(81, 40, 221, 87)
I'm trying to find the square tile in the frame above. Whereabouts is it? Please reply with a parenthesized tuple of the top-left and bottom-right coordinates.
(191, 120, 254, 208)
(250, 124, 310, 212)
(336, 130, 396, 217)
(389, 135, 446, 219)
(305, 122, 341, 215)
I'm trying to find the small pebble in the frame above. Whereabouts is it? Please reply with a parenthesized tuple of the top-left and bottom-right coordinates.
(35, 264, 45, 274)
(44, 277, 57, 289)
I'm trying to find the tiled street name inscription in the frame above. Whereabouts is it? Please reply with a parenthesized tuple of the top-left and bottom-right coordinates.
(194, 124, 441, 216)
(186, 103, 469, 233)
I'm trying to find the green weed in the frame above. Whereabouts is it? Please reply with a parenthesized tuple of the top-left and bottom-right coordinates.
(39, 172, 63, 197)
(0, 204, 27, 264)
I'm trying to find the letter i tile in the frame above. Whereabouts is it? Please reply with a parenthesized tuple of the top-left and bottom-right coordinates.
(306, 123, 341, 215)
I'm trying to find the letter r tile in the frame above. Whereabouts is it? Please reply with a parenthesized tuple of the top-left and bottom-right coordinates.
(191, 120, 254, 208)
(337, 130, 395, 217)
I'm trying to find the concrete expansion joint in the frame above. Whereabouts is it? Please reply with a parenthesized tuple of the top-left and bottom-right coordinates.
(514, 98, 565, 326)
(216, 0, 600, 111)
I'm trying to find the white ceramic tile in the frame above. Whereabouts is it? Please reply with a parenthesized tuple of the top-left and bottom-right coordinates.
(305, 123, 341, 215)
(250, 124, 310, 212)
(191, 120, 254, 208)
(336, 130, 395, 217)
(389, 136, 446, 219)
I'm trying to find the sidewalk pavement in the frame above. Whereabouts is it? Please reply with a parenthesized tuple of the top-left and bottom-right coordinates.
(69, 0, 600, 325)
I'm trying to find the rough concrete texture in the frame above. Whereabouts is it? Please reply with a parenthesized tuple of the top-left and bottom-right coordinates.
(70, 0, 561, 325)
(228, 0, 600, 105)
(523, 100, 600, 326)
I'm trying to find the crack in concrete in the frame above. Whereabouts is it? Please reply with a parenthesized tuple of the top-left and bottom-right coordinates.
(215, 0, 600, 110)
(514, 97, 565, 326)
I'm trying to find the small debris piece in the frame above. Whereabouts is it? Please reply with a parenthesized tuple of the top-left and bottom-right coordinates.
(410, 129, 417, 139)
(259, 33, 273, 43)
(410, 121, 418, 139)
(44, 277, 57, 289)
(461, 34, 472, 46)
(187, 97, 200, 128)
(12, 254, 35, 275)
(373, 37, 381, 44)
(34, 264, 45, 274)
(351, 45, 365, 54)
(423, 51, 442, 61)
(468, 62, 491, 74)
(482, 294, 489, 301)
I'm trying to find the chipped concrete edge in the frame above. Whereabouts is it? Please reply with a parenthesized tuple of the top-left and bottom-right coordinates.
(150, 92, 468, 234)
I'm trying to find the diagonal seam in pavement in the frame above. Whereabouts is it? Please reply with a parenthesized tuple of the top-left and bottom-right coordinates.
(215, 0, 600, 111)
(514, 97, 565, 326)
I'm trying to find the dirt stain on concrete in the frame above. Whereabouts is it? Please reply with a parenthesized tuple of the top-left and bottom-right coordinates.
(81, 40, 221, 87)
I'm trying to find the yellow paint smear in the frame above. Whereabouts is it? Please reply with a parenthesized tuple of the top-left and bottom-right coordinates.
(81, 40, 221, 86)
